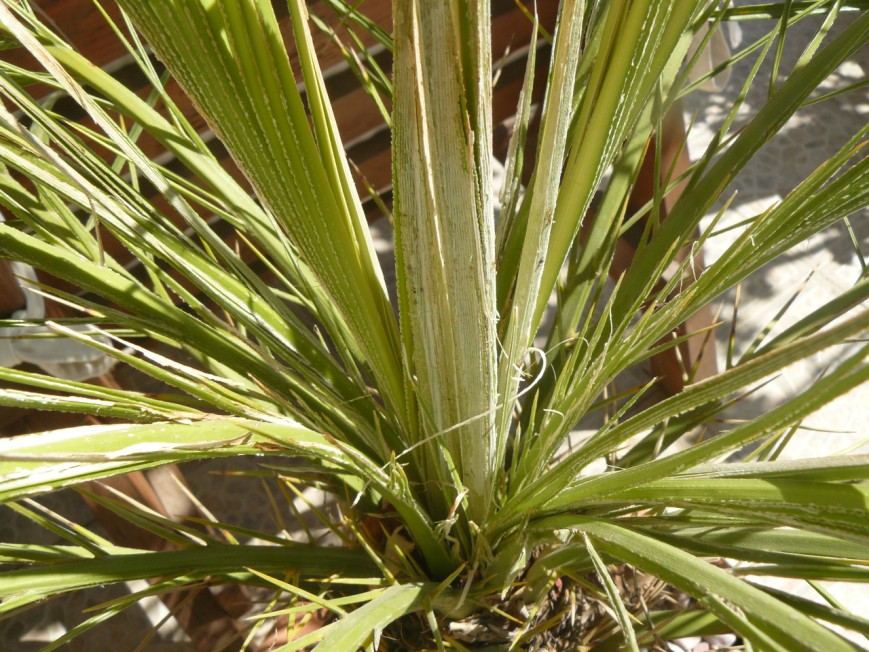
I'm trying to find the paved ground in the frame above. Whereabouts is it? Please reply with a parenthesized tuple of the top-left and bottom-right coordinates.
(682, 7, 869, 641)
(688, 8, 868, 459)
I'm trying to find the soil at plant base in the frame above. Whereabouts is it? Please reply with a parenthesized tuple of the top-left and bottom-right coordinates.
(376, 565, 737, 651)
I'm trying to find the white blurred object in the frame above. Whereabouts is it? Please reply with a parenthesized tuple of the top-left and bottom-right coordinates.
(666, 634, 738, 651)
(0, 225, 114, 380)
(688, 17, 743, 93)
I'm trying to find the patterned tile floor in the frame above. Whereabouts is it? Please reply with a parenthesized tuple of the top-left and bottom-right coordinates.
(2, 5, 867, 650)
(682, 8, 869, 640)
(687, 9, 869, 462)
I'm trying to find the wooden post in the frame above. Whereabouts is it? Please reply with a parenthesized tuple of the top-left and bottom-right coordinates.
(624, 105, 719, 394)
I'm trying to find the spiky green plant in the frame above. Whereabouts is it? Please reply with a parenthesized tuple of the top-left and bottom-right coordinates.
(1, 0, 868, 649)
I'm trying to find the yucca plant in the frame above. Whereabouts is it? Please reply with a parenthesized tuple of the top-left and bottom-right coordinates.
(1, 0, 868, 649)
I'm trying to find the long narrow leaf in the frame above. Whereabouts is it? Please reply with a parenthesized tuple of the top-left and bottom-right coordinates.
(392, 0, 498, 520)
